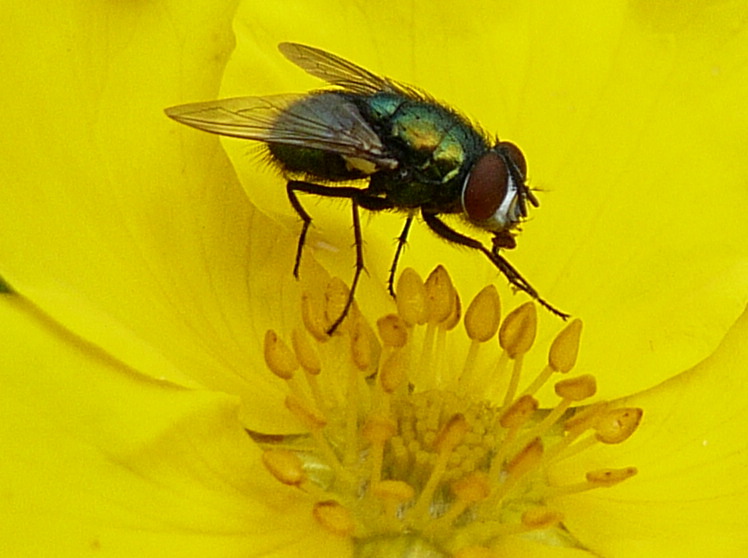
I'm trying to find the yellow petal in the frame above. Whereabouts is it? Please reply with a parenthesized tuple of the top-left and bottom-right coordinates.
(552, 304, 748, 555)
(0, 295, 349, 556)
(0, 1, 316, 431)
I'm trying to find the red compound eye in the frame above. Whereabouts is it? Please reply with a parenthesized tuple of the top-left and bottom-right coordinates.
(463, 152, 508, 222)
(497, 141, 526, 178)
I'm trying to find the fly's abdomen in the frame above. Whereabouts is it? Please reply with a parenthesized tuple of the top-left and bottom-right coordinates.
(268, 92, 390, 181)
(269, 143, 371, 180)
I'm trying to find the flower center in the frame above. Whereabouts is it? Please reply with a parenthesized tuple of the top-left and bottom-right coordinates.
(256, 266, 642, 556)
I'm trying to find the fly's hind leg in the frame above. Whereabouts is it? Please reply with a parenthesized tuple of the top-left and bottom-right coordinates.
(286, 181, 315, 279)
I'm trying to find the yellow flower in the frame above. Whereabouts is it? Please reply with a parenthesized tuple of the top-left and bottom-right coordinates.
(1, 1, 747, 557)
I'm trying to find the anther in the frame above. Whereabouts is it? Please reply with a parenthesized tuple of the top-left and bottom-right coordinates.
(262, 449, 306, 486)
(492, 395, 539, 476)
(499, 302, 537, 358)
(372, 480, 415, 531)
(377, 314, 409, 347)
(362, 414, 398, 445)
(428, 472, 491, 532)
(521, 374, 597, 443)
(521, 506, 563, 529)
(506, 437, 543, 479)
(291, 328, 321, 375)
(380, 349, 409, 394)
(547, 467, 638, 497)
(555, 374, 597, 401)
(492, 438, 544, 503)
(454, 546, 495, 558)
(499, 395, 539, 429)
(264, 330, 299, 380)
(465, 285, 501, 342)
(443, 289, 462, 331)
(396, 268, 428, 326)
(301, 290, 330, 341)
(285, 394, 327, 430)
(313, 500, 356, 536)
(350, 317, 373, 371)
(372, 479, 415, 503)
(549, 319, 583, 373)
(499, 302, 537, 406)
(325, 277, 356, 333)
(424, 265, 455, 324)
(433, 413, 470, 453)
(586, 467, 638, 486)
(595, 407, 643, 444)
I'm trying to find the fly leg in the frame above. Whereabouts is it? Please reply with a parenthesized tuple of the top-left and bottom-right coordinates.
(421, 211, 569, 320)
(386, 214, 414, 297)
(286, 181, 389, 334)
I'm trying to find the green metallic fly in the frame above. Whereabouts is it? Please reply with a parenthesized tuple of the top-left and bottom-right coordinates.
(166, 43, 568, 333)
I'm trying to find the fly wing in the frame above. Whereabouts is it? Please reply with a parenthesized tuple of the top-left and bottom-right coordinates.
(279, 42, 418, 98)
(165, 93, 398, 168)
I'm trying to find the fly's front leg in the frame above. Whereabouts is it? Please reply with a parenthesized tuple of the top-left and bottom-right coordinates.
(421, 211, 569, 320)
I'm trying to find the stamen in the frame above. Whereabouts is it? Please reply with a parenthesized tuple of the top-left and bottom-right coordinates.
(595, 407, 643, 444)
(409, 414, 470, 524)
(261, 449, 306, 487)
(459, 285, 501, 391)
(490, 395, 538, 480)
(549, 318, 583, 373)
(465, 285, 502, 343)
(284, 394, 351, 483)
(372, 480, 415, 523)
(313, 500, 356, 536)
(379, 349, 408, 395)
(491, 438, 544, 503)
(395, 268, 428, 327)
(424, 265, 455, 325)
(525, 375, 597, 440)
(325, 277, 356, 334)
(377, 314, 409, 348)
(291, 328, 321, 375)
(547, 467, 638, 497)
(498, 302, 537, 406)
(420, 266, 457, 380)
(499, 302, 537, 359)
(301, 289, 330, 341)
(363, 414, 398, 484)
(291, 328, 326, 411)
(454, 546, 496, 558)
(264, 330, 298, 380)
(521, 318, 583, 398)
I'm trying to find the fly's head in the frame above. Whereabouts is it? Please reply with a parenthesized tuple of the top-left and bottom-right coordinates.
(461, 141, 539, 245)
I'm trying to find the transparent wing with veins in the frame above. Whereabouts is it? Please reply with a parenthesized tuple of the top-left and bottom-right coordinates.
(278, 42, 424, 99)
(165, 93, 398, 169)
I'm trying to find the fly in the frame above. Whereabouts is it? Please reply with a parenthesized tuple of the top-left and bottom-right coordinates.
(165, 42, 568, 334)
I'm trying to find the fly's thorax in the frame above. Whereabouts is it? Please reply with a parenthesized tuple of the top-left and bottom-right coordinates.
(360, 92, 489, 210)
(461, 142, 533, 233)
